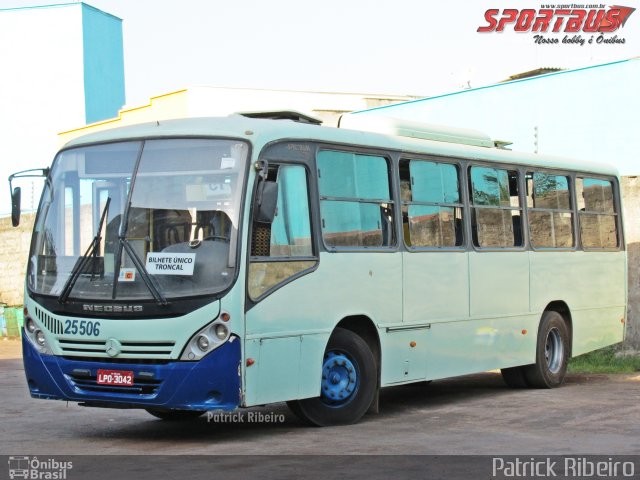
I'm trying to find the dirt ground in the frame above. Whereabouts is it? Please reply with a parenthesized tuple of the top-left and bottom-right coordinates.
(1, 338, 639, 456)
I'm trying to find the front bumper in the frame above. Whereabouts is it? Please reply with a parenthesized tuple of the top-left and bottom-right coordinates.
(22, 332, 241, 411)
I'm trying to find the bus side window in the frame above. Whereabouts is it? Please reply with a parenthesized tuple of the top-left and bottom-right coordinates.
(399, 159, 464, 248)
(526, 172, 574, 249)
(576, 177, 619, 249)
(248, 164, 316, 300)
(469, 166, 523, 248)
(317, 150, 395, 248)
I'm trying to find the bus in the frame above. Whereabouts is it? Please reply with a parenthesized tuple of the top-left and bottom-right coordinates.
(9, 112, 626, 426)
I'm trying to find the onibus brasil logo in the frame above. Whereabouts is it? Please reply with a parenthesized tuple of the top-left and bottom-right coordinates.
(478, 4, 636, 45)
(8, 456, 73, 479)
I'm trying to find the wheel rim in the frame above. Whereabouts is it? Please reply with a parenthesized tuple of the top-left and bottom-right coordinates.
(320, 351, 359, 407)
(544, 327, 564, 374)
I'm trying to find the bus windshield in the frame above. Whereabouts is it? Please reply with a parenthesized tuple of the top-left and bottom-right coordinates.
(28, 138, 248, 301)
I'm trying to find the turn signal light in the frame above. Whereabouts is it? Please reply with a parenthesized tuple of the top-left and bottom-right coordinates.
(221, 312, 231, 322)
(246, 358, 255, 367)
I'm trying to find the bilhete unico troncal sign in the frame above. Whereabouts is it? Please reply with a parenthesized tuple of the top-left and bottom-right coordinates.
(145, 253, 196, 275)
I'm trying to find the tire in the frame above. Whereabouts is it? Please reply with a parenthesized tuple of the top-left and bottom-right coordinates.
(501, 366, 529, 388)
(286, 400, 312, 425)
(288, 328, 376, 427)
(145, 408, 206, 421)
(523, 311, 570, 388)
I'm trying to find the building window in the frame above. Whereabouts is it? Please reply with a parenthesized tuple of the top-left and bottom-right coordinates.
(576, 177, 619, 249)
(399, 159, 463, 248)
(317, 150, 395, 248)
(526, 172, 574, 248)
(470, 166, 523, 248)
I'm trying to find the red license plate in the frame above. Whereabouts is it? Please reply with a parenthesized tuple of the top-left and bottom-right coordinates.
(97, 369, 134, 386)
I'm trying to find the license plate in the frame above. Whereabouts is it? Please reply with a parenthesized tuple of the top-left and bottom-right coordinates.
(97, 369, 134, 386)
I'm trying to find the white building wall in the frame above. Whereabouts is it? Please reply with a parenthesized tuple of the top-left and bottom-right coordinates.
(0, 5, 87, 213)
(351, 59, 640, 175)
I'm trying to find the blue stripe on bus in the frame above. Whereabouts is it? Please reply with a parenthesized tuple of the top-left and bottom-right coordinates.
(22, 331, 241, 411)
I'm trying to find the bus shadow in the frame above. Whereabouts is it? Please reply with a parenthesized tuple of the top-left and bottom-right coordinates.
(378, 371, 510, 414)
(78, 372, 524, 444)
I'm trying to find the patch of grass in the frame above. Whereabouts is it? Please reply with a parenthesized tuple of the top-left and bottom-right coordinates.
(568, 345, 640, 374)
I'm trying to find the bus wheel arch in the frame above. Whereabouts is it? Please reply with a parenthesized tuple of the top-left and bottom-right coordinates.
(544, 300, 573, 358)
(524, 307, 572, 388)
(287, 317, 379, 426)
(501, 302, 572, 389)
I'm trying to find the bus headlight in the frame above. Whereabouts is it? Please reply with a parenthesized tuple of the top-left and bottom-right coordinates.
(22, 306, 53, 355)
(180, 312, 232, 361)
(35, 330, 46, 347)
(26, 318, 36, 333)
(197, 335, 209, 352)
(214, 324, 228, 341)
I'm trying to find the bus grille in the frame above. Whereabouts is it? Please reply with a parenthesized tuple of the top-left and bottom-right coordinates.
(58, 339, 176, 358)
(34, 307, 64, 335)
(62, 356, 171, 365)
(67, 372, 162, 396)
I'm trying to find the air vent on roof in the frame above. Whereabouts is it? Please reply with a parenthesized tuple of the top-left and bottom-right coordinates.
(338, 114, 494, 148)
(237, 111, 322, 125)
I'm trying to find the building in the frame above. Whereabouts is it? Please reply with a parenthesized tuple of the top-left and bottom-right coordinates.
(0, 2, 125, 214)
(57, 86, 419, 145)
(347, 58, 640, 175)
(0, 2, 125, 307)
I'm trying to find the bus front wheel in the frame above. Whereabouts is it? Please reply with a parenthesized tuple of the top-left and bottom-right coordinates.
(287, 328, 376, 427)
(523, 311, 570, 388)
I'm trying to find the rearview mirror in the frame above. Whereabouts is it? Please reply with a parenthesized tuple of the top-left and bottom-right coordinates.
(8, 167, 50, 227)
(254, 180, 278, 224)
(11, 187, 21, 227)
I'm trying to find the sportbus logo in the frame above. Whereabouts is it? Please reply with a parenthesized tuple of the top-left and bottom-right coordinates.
(477, 5, 636, 45)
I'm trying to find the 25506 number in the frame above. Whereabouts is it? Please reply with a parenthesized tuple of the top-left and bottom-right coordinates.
(64, 320, 101, 336)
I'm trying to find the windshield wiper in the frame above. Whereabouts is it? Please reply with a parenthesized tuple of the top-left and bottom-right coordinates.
(111, 141, 168, 306)
(113, 236, 168, 306)
(58, 197, 111, 303)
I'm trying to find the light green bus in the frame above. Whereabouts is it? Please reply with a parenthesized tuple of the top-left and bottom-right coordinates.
(11, 112, 626, 426)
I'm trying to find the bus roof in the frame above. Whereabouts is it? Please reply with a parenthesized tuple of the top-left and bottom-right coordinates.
(62, 114, 619, 177)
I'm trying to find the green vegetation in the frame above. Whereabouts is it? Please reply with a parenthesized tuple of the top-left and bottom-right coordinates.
(569, 346, 640, 374)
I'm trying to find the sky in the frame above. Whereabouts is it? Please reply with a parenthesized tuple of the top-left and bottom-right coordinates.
(0, 0, 639, 214)
(85, 0, 640, 103)
(3, 0, 639, 104)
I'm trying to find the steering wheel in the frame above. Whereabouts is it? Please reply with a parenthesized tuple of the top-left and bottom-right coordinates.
(202, 235, 230, 242)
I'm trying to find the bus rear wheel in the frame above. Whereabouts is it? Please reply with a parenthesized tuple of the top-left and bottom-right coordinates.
(287, 328, 376, 427)
(145, 409, 206, 421)
(523, 311, 570, 388)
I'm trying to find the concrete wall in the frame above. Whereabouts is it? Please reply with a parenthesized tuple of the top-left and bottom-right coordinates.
(0, 212, 34, 307)
(622, 177, 640, 347)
